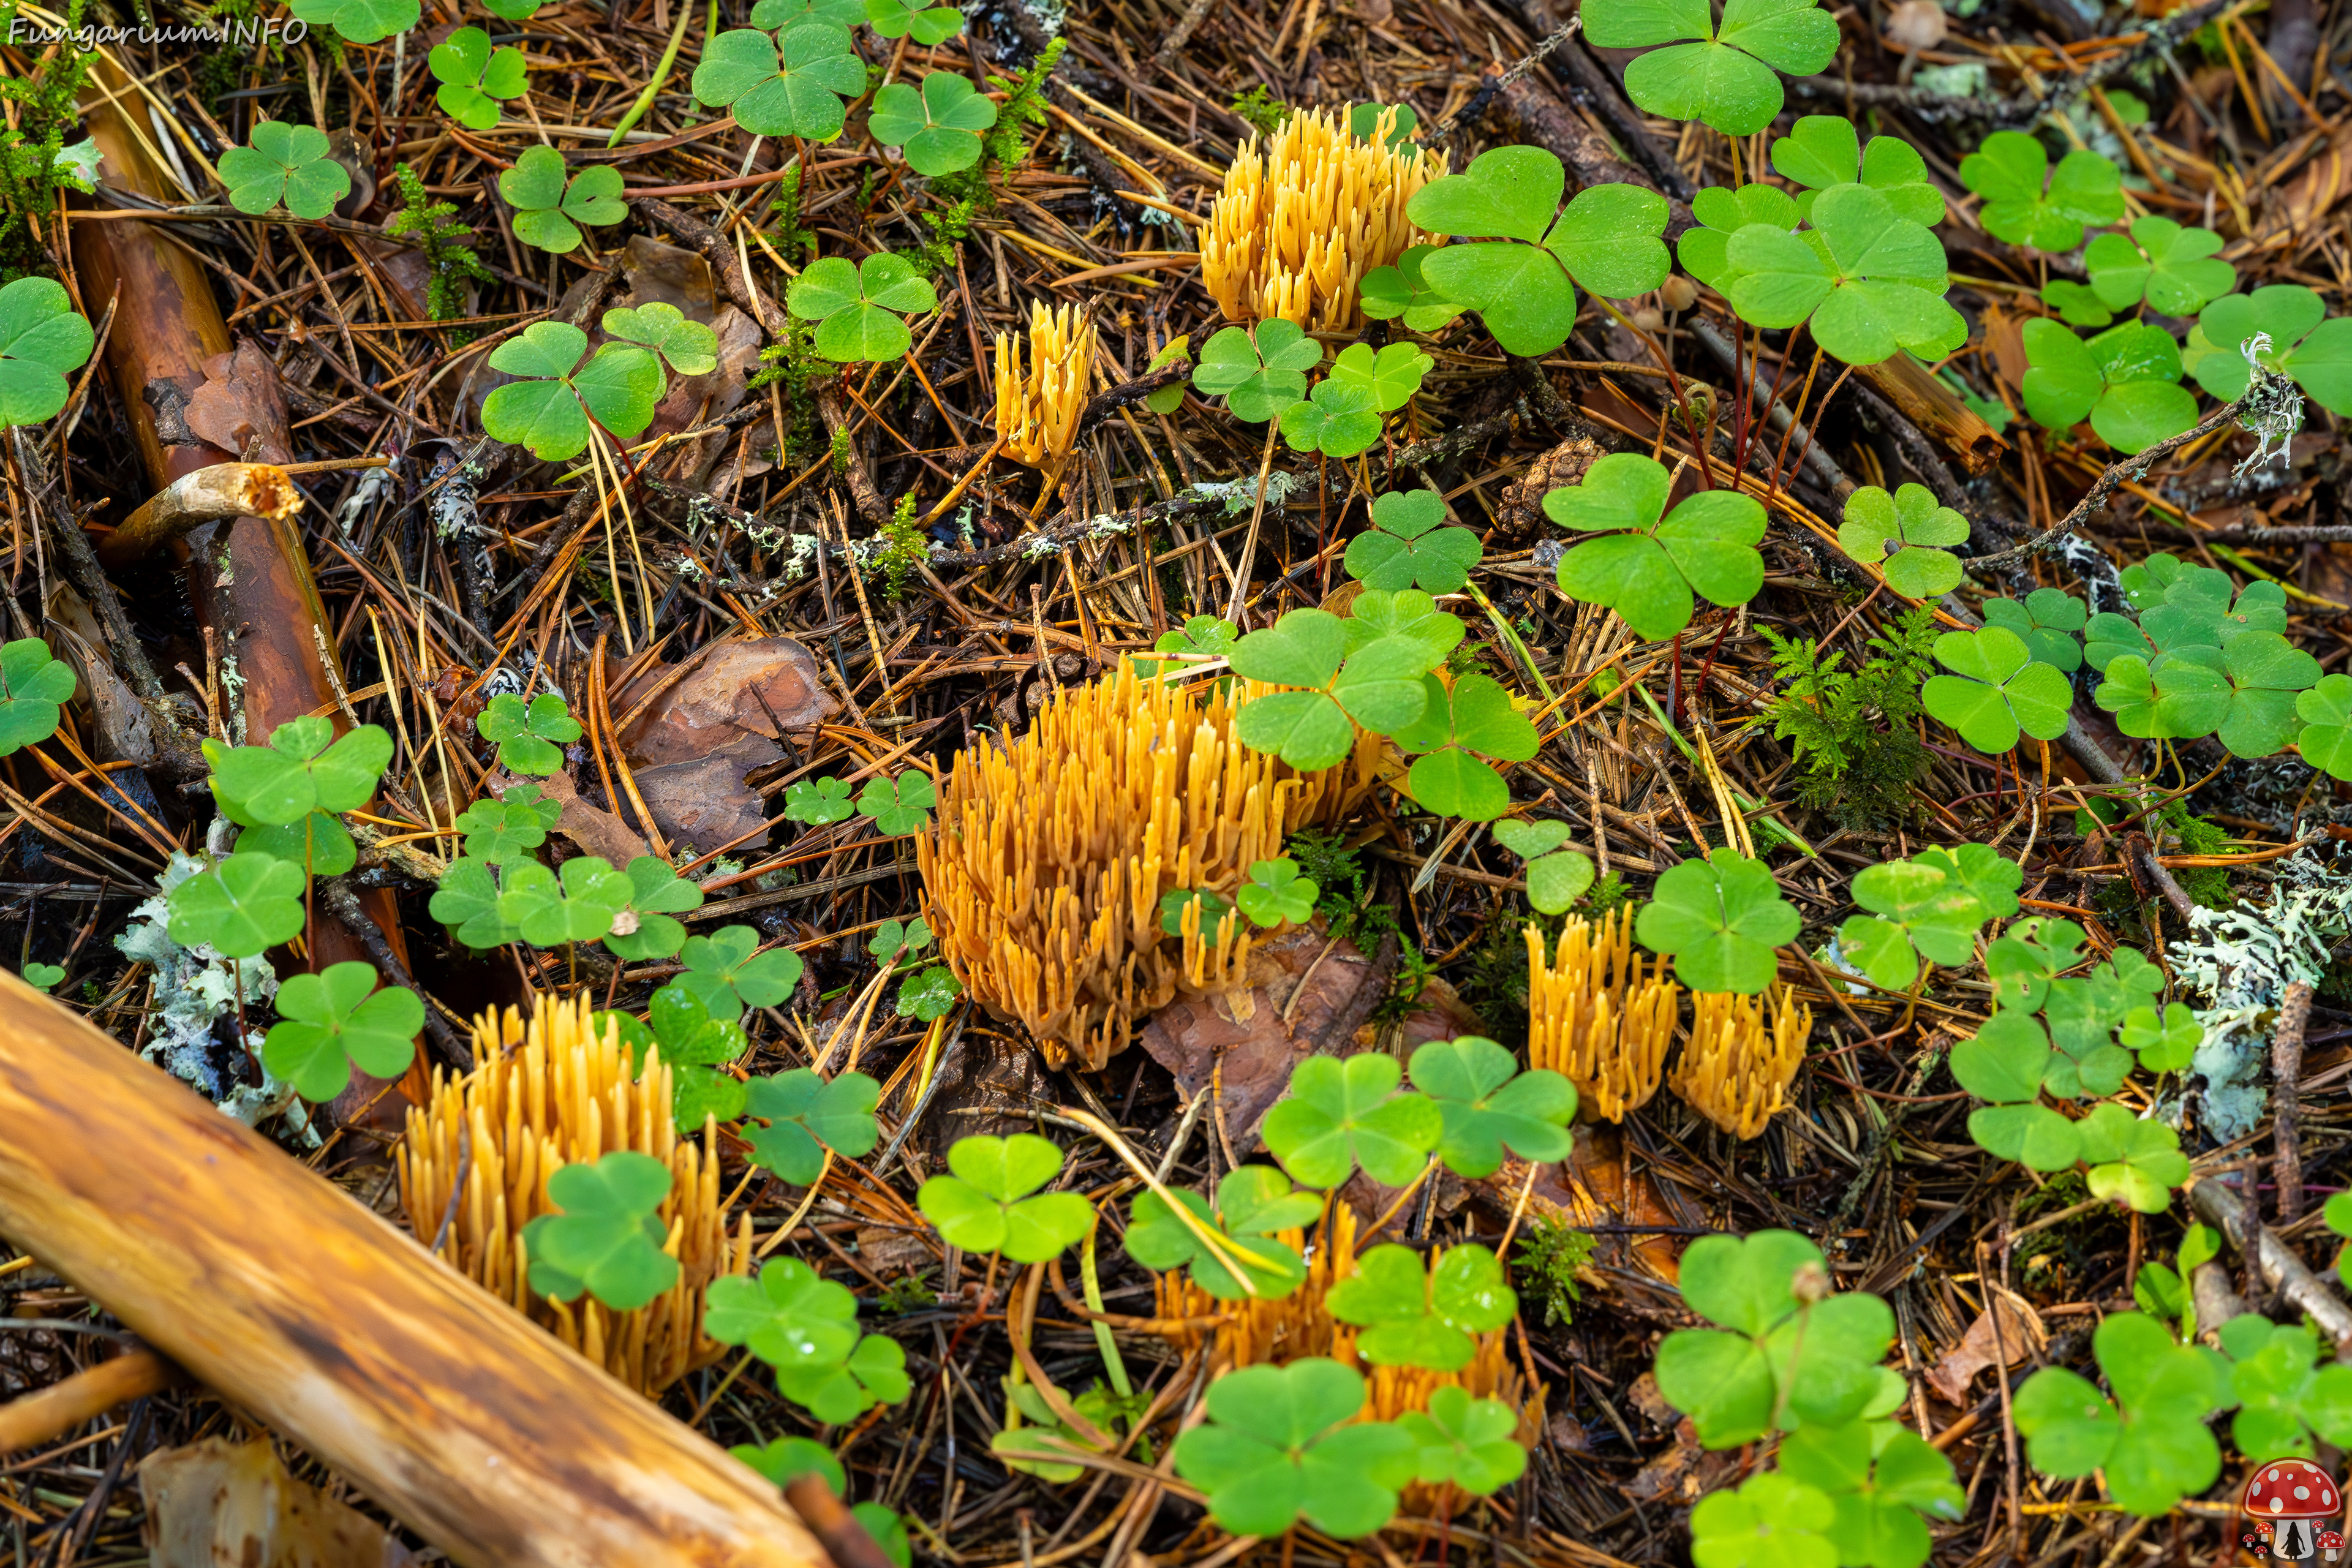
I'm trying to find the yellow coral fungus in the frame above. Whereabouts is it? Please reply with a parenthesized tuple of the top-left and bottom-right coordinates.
(1200, 105, 1447, 331)
(919, 660, 1374, 1070)
(1673, 983, 1814, 1139)
(1152, 1204, 1542, 1510)
(993, 301, 1095, 472)
(1525, 911, 1679, 1122)
(396, 993, 750, 1396)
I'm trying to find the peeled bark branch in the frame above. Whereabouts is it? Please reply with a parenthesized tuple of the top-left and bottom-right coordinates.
(99, 462, 304, 568)
(2189, 1174, 2352, 1354)
(0, 971, 836, 1567)
(0, 1345, 183, 1455)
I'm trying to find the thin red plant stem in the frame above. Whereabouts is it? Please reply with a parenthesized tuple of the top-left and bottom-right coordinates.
(1690, 612, 1737, 712)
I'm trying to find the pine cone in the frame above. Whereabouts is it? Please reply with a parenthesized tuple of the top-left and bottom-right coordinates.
(1493, 434, 1603, 548)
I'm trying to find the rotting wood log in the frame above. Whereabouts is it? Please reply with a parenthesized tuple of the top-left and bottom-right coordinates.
(99, 462, 304, 568)
(0, 969, 835, 1568)
(0, 1346, 183, 1455)
(69, 58, 424, 1127)
(1853, 353, 2005, 474)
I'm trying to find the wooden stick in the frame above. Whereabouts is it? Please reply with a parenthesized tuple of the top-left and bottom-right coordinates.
(0, 971, 833, 1568)
(0, 1346, 183, 1455)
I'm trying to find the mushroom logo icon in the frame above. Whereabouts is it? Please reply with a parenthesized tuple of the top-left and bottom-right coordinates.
(2321, 1531, 2343, 1562)
(2245, 1461, 2343, 1562)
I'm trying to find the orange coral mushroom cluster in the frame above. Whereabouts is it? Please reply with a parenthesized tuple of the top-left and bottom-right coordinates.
(396, 993, 749, 1395)
(1200, 105, 1446, 331)
(918, 660, 1373, 1070)
(1525, 910, 1679, 1123)
(993, 301, 1096, 473)
(1675, 983, 1813, 1140)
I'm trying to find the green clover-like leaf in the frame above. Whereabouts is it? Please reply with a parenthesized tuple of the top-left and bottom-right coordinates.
(1960, 132, 2125, 253)
(521, 1149, 680, 1311)
(1235, 857, 1318, 927)
(897, 964, 960, 1020)
(783, 774, 857, 824)
(1547, 451, 1766, 639)
(2076, 1101, 2190, 1213)
(1408, 148, 1668, 355)
(1634, 851, 1798, 995)
(743, 1066, 883, 1183)
(1358, 245, 1466, 334)
(0, 279, 94, 429)
(858, 769, 937, 834)
(1398, 1386, 1527, 1497)
(428, 26, 529, 131)
(1777, 1420, 1963, 1568)
(2185, 284, 2352, 415)
(786, 254, 941, 365)
(0, 636, 75, 754)
(217, 119, 352, 219)
(1125, 1166, 1317, 1300)
(867, 0, 962, 38)
(1408, 1035, 1574, 1179)
(284, 0, 418, 44)
(2021, 318, 2198, 454)
(1923, 627, 2075, 753)
(1394, 673, 1539, 821)
(1724, 184, 1965, 365)
(1981, 588, 2087, 673)
(1171, 1360, 1419, 1539)
(2014, 1312, 2222, 1517)
(1280, 376, 1384, 457)
(602, 854, 706, 962)
(1586, 0, 1840, 135)
(498, 855, 630, 946)
(1345, 489, 1483, 594)
(869, 72, 998, 176)
(262, 960, 422, 1101)
(2085, 216, 2235, 316)
(1769, 115, 1944, 225)
(1836, 482, 1968, 600)
(690, 23, 868, 140)
(916, 1133, 1093, 1261)
(481, 325, 665, 458)
(778, 1332, 911, 1423)
(1328, 1243, 1517, 1370)
(704, 1254, 859, 1370)
(1691, 1472, 1840, 1568)
(1192, 318, 1324, 423)
(477, 691, 581, 774)
(207, 715, 393, 825)
(674, 923, 804, 1021)
(1261, 1053, 1442, 1188)
(451, 783, 564, 865)
(165, 851, 306, 960)
(430, 856, 523, 949)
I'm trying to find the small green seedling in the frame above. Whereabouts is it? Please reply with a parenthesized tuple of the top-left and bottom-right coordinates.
(1398, 1387, 1527, 1497)
(1408, 1035, 1575, 1179)
(1838, 483, 1969, 600)
(1923, 627, 2075, 753)
(0, 636, 75, 753)
(263, 960, 424, 1101)
(1405, 146, 1668, 356)
(1545, 452, 1766, 641)
(218, 121, 352, 218)
(452, 785, 565, 864)
(1126, 1164, 1321, 1299)
(499, 146, 628, 253)
(2014, 1311, 2222, 1515)
(1261, 1053, 1442, 1188)
(1345, 489, 1482, 595)
(1281, 342, 1431, 458)
(869, 73, 999, 176)
(207, 715, 393, 826)
(0, 280, 96, 428)
(674, 924, 804, 1022)
(429, 27, 530, 130)
(1584, 0, 1839, 135)
(19, 962, 64, 993)
(786, 253, 940, 363)
(690, 23, 867, 140)
(1959, 133, 2124, 253)
(1489, 819, 1596, 914)
(480, 325, 666, 461)
(167, 852, 307, 960)
(1172, 1359, 1418, 1539)
(1654, 1230, 1896, 1448)
(1327, 1243, 1517, 1370)
(522, 1150, 681, 1311)
(858, 771, 937, 834)
(742, 1066, 883, 1182)
(601, 858, 705, 962)
(1237, 858, 1317, 928)
(477, 692, 582, 774)
(1635, 852, 1799, 995)
(917, 1133, 1093, 1261)
(1191, 319, 1324, 423)
(784, 775, 858, 824)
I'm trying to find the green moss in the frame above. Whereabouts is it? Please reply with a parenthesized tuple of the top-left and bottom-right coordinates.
(0, 0, 95, 280)
(382, 162, 494, 337)
(1229, 85, 1290, 136)
(1758, 606, 1939, 826)
(1514, 1215, 1598, 1327)
(870, 493, 928, 602)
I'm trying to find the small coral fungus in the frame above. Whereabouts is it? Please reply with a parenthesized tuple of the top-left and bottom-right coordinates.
(1673, 982, 1813, 1139)
(993, 301, 1096, 473)
(1525, 911, 1679, 1122)
(918, 660, 1373, 1069)
(396, 993, 749, 1395)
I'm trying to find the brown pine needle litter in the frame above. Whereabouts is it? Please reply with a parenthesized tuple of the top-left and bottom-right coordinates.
(395, 993, 750, 1395)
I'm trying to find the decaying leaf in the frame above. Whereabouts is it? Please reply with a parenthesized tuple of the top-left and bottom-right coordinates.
(1928, 1286, 2047, 1404)
(140, 1438, 413, 1568)
(185, 344, 294, 466)
(619, 635, 837, 768)
(533, 767, 653, 865)
(632, 730, 774, 854)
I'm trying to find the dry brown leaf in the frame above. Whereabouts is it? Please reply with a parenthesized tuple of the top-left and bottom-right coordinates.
(1928, 1287, 2047, 1405)
(140, 1438, 413, 1568)
(185, 343, 293, 466)
(533, 768, 652, 865)
(619, 636, 837, 769)
(631, 731, 775, 856)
